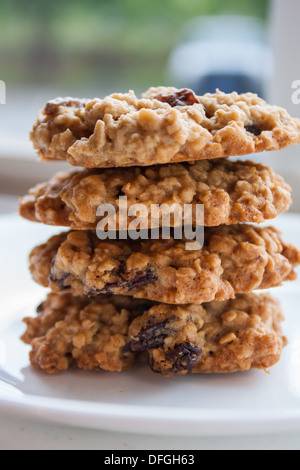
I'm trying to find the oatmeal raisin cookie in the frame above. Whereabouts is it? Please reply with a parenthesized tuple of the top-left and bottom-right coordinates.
(30, 88, 300, 168)
(22, 293, 286, 376)
(29, 225, 300, 304)
(19, 159, 292, 229)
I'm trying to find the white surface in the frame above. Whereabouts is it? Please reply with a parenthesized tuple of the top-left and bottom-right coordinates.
(0, 213, 300, 447)
(1, 413, 300, 450)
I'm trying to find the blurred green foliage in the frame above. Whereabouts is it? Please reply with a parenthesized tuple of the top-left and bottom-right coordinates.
(0, 0, 270, 90)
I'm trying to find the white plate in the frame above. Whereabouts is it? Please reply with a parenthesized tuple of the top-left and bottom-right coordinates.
(1, 213, 300, 437)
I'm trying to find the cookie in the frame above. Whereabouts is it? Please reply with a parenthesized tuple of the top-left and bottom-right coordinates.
(29, 225, 300, 305)
(19, 159, 292, 229)
(30, 88, 300, 168)
(22, 292, 286, 376)
(22, 293, 153, 374)
(129, 293, 286, 376)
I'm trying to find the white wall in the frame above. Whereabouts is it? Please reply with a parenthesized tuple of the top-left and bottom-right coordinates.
(269, 0, 300, 211)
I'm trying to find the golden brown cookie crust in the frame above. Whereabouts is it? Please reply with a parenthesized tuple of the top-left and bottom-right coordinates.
(30, 88, 300, 168)
(29, 225, 300, 305)
(22, 293, 286, 376)
(19, 159, 292, 229)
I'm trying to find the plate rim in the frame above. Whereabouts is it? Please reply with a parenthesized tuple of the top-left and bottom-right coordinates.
(1, 392, 300, 436)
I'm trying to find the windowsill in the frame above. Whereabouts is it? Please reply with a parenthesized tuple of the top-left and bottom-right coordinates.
(0, 147, 71, 196)
(0, 138, 34, 161)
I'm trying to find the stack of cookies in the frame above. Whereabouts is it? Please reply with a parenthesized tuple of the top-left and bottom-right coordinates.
(20, 87, 300, 377)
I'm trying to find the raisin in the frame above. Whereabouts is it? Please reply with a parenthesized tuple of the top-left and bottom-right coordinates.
(99, 267, 158, 295)
(129, 319, 176, 352)
(50, 273, 71, 290)
(45, 99, 84, 116)
(45, 103, 59, 116)
(96, 282, 119, 295)
(155, 88, 200, 107)
(245, 124, 262, 136)
(36, 302, 45, 314)
(59, 273, 72, 290)
(126, 268, 158, 292)
(86, 288, 102, 296)
(166, 342, 202, 373)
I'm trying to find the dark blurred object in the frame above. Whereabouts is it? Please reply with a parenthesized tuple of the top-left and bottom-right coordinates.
(197, 73, 264, 98)
(168, 15, 271, 98)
